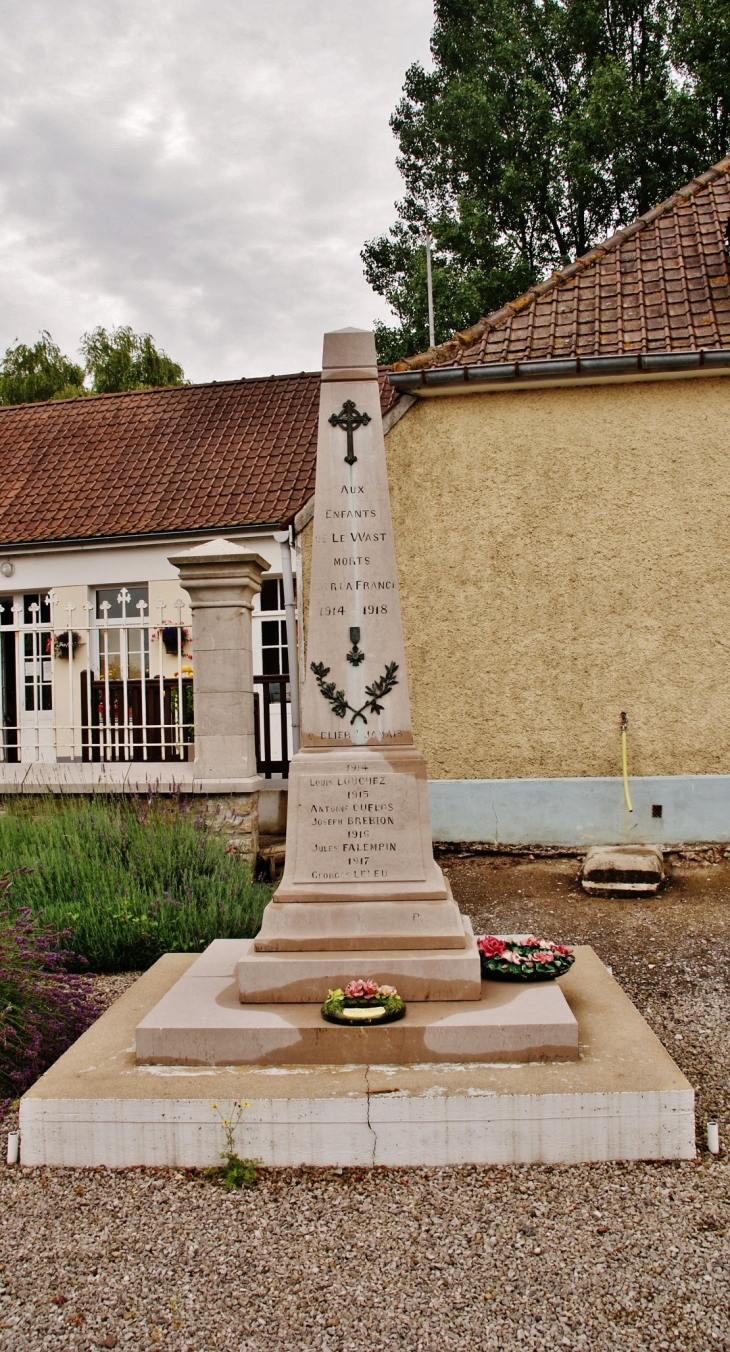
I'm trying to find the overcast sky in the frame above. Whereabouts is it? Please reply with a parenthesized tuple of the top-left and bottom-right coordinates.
(0, 1, 434, 383)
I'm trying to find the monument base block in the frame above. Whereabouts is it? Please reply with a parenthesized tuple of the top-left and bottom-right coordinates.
(238, 919, 481, 1002)
(134, 936, 578, 1065)
(253, 888, 467, 952)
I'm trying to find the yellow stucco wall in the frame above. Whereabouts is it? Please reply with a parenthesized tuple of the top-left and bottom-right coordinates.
(298, 376, 730, 780)
(380, 375, 730, 780)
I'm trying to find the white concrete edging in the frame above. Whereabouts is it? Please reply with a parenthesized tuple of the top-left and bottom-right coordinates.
(19, 1087, 695, 1168)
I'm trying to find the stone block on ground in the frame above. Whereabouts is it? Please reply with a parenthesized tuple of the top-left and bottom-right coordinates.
(582, 844, 664, 895)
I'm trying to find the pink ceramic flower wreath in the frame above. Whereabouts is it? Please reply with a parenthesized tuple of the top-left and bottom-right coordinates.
(476, 935, 575, 981)
(321, 980, 406, 1025)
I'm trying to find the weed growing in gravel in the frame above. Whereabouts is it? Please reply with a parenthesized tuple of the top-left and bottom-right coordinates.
(0, 796, 271, 971)
(209, 1101, 259, 1189)
(0, 870, 100, 1102)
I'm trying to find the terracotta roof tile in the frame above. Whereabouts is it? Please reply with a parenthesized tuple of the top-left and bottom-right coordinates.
(0, 370, 397, 548)
(392, 157, 730, 371)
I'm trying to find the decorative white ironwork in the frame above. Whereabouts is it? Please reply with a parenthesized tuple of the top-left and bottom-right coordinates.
(0, 594, 194, 765)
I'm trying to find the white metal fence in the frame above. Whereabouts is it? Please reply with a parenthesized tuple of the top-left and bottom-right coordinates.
(0, 589, 194, 764)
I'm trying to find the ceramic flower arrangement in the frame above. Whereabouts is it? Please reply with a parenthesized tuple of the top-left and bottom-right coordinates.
(477, 935, 575, 982)
(321, 979, 406, 1025)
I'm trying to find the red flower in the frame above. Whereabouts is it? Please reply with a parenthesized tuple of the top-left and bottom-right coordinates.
(477, 936, 507, 959)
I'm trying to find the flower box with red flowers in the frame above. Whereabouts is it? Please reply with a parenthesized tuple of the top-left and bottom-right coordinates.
(321, 980, 406, 1026)
(477, 935, 575, 981)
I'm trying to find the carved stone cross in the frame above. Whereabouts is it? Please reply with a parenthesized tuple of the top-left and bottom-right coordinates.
(328, 399, 371, 465)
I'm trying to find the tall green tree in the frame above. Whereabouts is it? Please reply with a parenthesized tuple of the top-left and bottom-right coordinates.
(364, 0, 730, 363)
(672, 0, 730, 162)
(0, 333, 85, 405)
(80, 326, 185, 394)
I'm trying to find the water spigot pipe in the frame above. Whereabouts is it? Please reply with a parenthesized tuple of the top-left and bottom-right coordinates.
(620, 711, 633, 812)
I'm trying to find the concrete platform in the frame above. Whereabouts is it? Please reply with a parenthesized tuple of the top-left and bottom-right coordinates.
(236, 918, 482, 1002)
(19, 948, 695, 1166)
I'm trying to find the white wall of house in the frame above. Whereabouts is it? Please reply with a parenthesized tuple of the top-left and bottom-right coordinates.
(2, 531, 286, 591)
(0, 529, 295, 766)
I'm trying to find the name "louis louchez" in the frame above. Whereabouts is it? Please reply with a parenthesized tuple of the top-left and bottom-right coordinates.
(308, 776, 388, 786)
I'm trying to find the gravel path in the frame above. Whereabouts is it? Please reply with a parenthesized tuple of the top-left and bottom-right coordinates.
(0, 855, 728, 1352)
(1, 1159, 728, 1351)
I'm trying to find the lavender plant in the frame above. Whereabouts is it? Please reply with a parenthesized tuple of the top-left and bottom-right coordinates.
(0, 869, 100, 1103)
(0, 796, 271, 971)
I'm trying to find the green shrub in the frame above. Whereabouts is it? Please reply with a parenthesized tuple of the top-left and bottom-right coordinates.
(0, 797, 271, 971)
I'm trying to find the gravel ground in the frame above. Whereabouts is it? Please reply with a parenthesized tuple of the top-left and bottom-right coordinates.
(446, 852, 730, 1141)
(92, 972, 143, 1010)
(0, 855, 728, 1352)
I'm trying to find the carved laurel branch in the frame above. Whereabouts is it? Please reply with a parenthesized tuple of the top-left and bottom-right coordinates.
(311, 659, 399, 726)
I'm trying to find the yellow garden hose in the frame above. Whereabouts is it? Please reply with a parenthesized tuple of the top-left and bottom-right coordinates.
(620, 712, 633, 812)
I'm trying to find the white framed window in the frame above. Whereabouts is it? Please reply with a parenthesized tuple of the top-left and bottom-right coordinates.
(256, 576, 294, 676)
(22, 593, 53, 712)
(95, 585, 150, 680)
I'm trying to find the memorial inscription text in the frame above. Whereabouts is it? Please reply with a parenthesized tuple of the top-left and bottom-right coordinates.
(293, 762, 426, 884)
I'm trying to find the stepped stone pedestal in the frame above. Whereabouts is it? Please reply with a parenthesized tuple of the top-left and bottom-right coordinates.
(28, 949, 694, 1167)
(136, 939, 578, 1065)
(236, 918, 481, 1003)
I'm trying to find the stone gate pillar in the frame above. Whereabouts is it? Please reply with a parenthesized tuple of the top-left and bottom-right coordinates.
(168, 539, 270, 779)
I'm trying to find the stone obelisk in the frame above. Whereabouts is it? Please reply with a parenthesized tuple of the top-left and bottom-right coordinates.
(242, 328, 479, 996)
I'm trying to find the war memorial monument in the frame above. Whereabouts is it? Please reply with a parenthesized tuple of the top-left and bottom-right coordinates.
(19, 329, 695, 1167)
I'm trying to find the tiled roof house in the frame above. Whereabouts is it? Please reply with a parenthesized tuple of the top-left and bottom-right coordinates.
(0, 365, 400, 784)
(363, 156, 730, 846)
(389, 154, 730, 388)
(0, 369, 398, 549)
(0, 365, 396, 783)
(0, 373, 322, 549)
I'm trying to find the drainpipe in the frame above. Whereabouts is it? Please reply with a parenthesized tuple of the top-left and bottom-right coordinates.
(274, 530, 300, 754)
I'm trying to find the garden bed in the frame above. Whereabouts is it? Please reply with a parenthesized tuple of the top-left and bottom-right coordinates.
(0, 795, 271, 1102)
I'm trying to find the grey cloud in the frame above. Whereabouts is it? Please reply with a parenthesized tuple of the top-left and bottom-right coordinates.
(0, 0, 433, 380)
